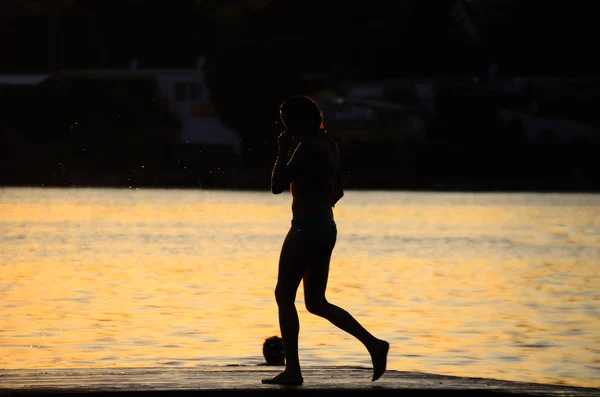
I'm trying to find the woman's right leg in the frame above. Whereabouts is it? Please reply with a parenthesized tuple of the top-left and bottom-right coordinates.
(302, 221, 390, 381)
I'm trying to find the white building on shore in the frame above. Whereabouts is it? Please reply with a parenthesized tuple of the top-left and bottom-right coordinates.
(0, 56, 241, 154)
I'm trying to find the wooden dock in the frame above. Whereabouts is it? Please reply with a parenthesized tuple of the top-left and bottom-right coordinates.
(1, 367, 598, 397)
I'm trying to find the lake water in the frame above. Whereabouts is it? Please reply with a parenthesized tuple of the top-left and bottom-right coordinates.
(1, 187, 599, 388)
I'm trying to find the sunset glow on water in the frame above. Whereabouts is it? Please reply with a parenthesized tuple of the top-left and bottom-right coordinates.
(1, 188, 599, 388)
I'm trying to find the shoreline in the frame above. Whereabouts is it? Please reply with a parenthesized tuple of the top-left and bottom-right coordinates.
(0, 366, 598, 396)
(2, 182, 600, 194)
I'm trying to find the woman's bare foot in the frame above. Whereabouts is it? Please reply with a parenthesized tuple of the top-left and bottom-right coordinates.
(369, 339, 389, 381)
(261, 370, 304, 386)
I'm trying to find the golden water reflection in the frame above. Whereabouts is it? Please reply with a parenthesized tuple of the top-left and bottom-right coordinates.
(1, 188, 599, 388)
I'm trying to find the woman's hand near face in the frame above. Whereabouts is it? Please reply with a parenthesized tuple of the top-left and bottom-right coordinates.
(277, 131, 294, 154)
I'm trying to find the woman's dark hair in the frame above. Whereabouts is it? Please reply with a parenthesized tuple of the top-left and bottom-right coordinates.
(279, 95, 324, 132)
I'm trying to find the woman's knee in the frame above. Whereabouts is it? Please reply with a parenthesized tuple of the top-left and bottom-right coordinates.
(275, 285, 295, 306)
(305, 296, 329, 315)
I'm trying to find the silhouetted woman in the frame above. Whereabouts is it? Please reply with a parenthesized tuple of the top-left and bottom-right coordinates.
(262, 96, 389, 385)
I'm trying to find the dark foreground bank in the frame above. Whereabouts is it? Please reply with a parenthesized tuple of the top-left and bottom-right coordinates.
(0, 367, 598, 397)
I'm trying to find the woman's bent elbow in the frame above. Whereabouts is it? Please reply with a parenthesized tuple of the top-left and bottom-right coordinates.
(271, 186, 284, 194)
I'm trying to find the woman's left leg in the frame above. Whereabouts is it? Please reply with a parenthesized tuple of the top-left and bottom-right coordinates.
(262, 225, 309, 385)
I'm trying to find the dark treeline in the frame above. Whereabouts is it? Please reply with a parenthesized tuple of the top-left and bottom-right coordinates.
(1, 1, 599, 191)
(1, 1, 597, 74)
(2, 1, 597, 74)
